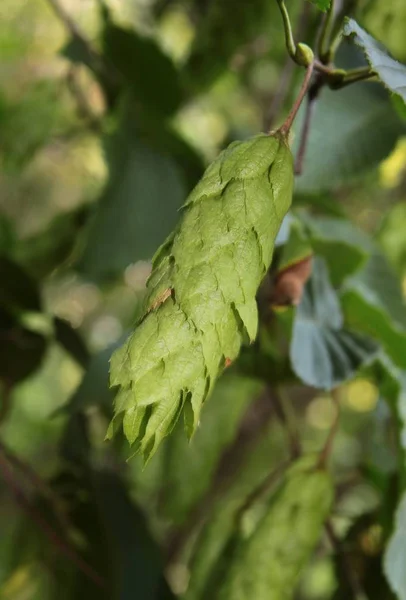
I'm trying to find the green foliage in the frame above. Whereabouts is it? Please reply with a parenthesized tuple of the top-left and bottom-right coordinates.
(343, 18, 406, 105)
(341, 252, 406, 368)
(308, 0, 331, 12)
(102, 22, 183, 118)
(185, 0, 275, 89)
(300, 214, 372, 286)
(79, 106, 195, 279)
(160, 374, 262, 522)
(293, 82, 405, 192)
(205, 458, 333, 600)
(290, 257, 378, 389)
(0, 82, 65, 171)
(3, 1, 406, 599)
(378, 203, 406, 276)
(108, 133, 293, 460)
(385, 493, 406, 599)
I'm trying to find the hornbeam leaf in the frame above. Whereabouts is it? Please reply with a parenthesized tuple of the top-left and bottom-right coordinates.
(107, 133, 294, 461)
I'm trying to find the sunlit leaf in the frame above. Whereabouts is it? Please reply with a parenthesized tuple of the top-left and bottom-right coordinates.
(343, 18, 406, 105)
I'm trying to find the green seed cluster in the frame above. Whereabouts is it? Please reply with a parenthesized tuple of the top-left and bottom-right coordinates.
(108, 133, 293, 461)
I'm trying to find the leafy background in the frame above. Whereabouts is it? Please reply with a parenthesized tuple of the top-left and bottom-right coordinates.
(1, 0, 406, 599)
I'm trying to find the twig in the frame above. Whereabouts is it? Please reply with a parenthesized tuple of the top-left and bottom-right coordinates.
(326, 520, 369, 600)
(275, 0, 297, 60)
(46, 0, 115, 87)
(295, 75, 323, 174)
(318, 388, 340, 468)
(279, 62, 314, 135)
(266, 57, 297, 130)
(328, 0, 358, 60)
(266, 1, 311, 129)
(273, 387, 301, 458)
(47, 0, 99, 64)
(331, 68, 377, 89)
(0, 441, 72, 533)
(0, 449, 105, 589)
(0, 381, 13, 426)
(165, 388, 277, 563)
(66, 67, 102, 132)
(317, 0, 336, 63)
(235, 459, 290, 525)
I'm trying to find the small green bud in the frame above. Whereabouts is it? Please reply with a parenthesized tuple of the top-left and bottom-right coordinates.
(295, 43, 314, 67)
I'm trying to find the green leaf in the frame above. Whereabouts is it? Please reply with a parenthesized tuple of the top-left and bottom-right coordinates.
(79, 111, 192, 280)
(103, 22, 183, 118)
(0, 257, 41, 312)
(108, 133, 294, 461)
(184, 0, 278, 88)
(343, 18, 406, 105)
(300, 214, 372, 286)
(67, 335, 129, 413)
(0, 309, 47, 384)
(0, 214, 15, 255)
(378, 203, 406, 276)
(54, 317, 90, 369)
(186, 419, 288, 600)
(214, 458, 334, 600)
(341, 252, 406, 369)
(91, 470, 175, 600)
(160, 374, 262, 522)
(364, 354, 406, 459)
(384, 492, 406, 599)
(362, 0, 406, 62)
(293, 83, 405, 193)
(0, 82, 62, 172)
(290, 257, 378, 389)
(14, 206, 89, 279)
(278, 219, 312, 273)
(308, 0, 331, 11)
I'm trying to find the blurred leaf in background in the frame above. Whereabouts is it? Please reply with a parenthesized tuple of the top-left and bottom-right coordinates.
(1, 1, 406, 600)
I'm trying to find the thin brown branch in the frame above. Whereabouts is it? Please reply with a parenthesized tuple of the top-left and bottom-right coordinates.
(265, 56, 296, 130)
(47, 0, 98, 59)
(318, 389, 340, 468)
(279, 62, 314, 136)
(46, 0, 114, 84)
(235, 459, 290, 525)
(295, 74, 323, 174)
(66, 67, 102, 132)
(165, 388, 277, 564)
(326, 520, 369, 600)
(0, 381, 13, 426)
(0, 441, 72, 533)
(0, 449, 105, 589)
(273, 386, 301, 458)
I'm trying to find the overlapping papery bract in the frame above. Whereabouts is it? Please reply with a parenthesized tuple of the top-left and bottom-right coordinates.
(107, 133, 294, 460)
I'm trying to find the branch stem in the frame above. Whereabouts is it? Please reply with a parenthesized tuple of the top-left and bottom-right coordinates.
(279, 62, 314, 135)
(326, 520, 369, 600)
(276, 0, 297, 59)
(274, 387, 301, 458)
(318, 389, 340, 468)
(0, 449, 105, 588)
(295, 75, 323, 174)
(317, 0, 336, 63)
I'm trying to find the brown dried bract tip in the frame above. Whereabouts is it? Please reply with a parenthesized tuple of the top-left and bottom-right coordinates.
(271, 256, 313, 307)
(148, 288, 173, 312)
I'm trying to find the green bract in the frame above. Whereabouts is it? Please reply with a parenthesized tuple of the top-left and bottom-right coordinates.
(107, 133, 294, 460)
(215, 460, 333, 600)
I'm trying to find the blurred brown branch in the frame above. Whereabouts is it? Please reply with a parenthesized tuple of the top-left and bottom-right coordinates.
(0, 444, 105, 589)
